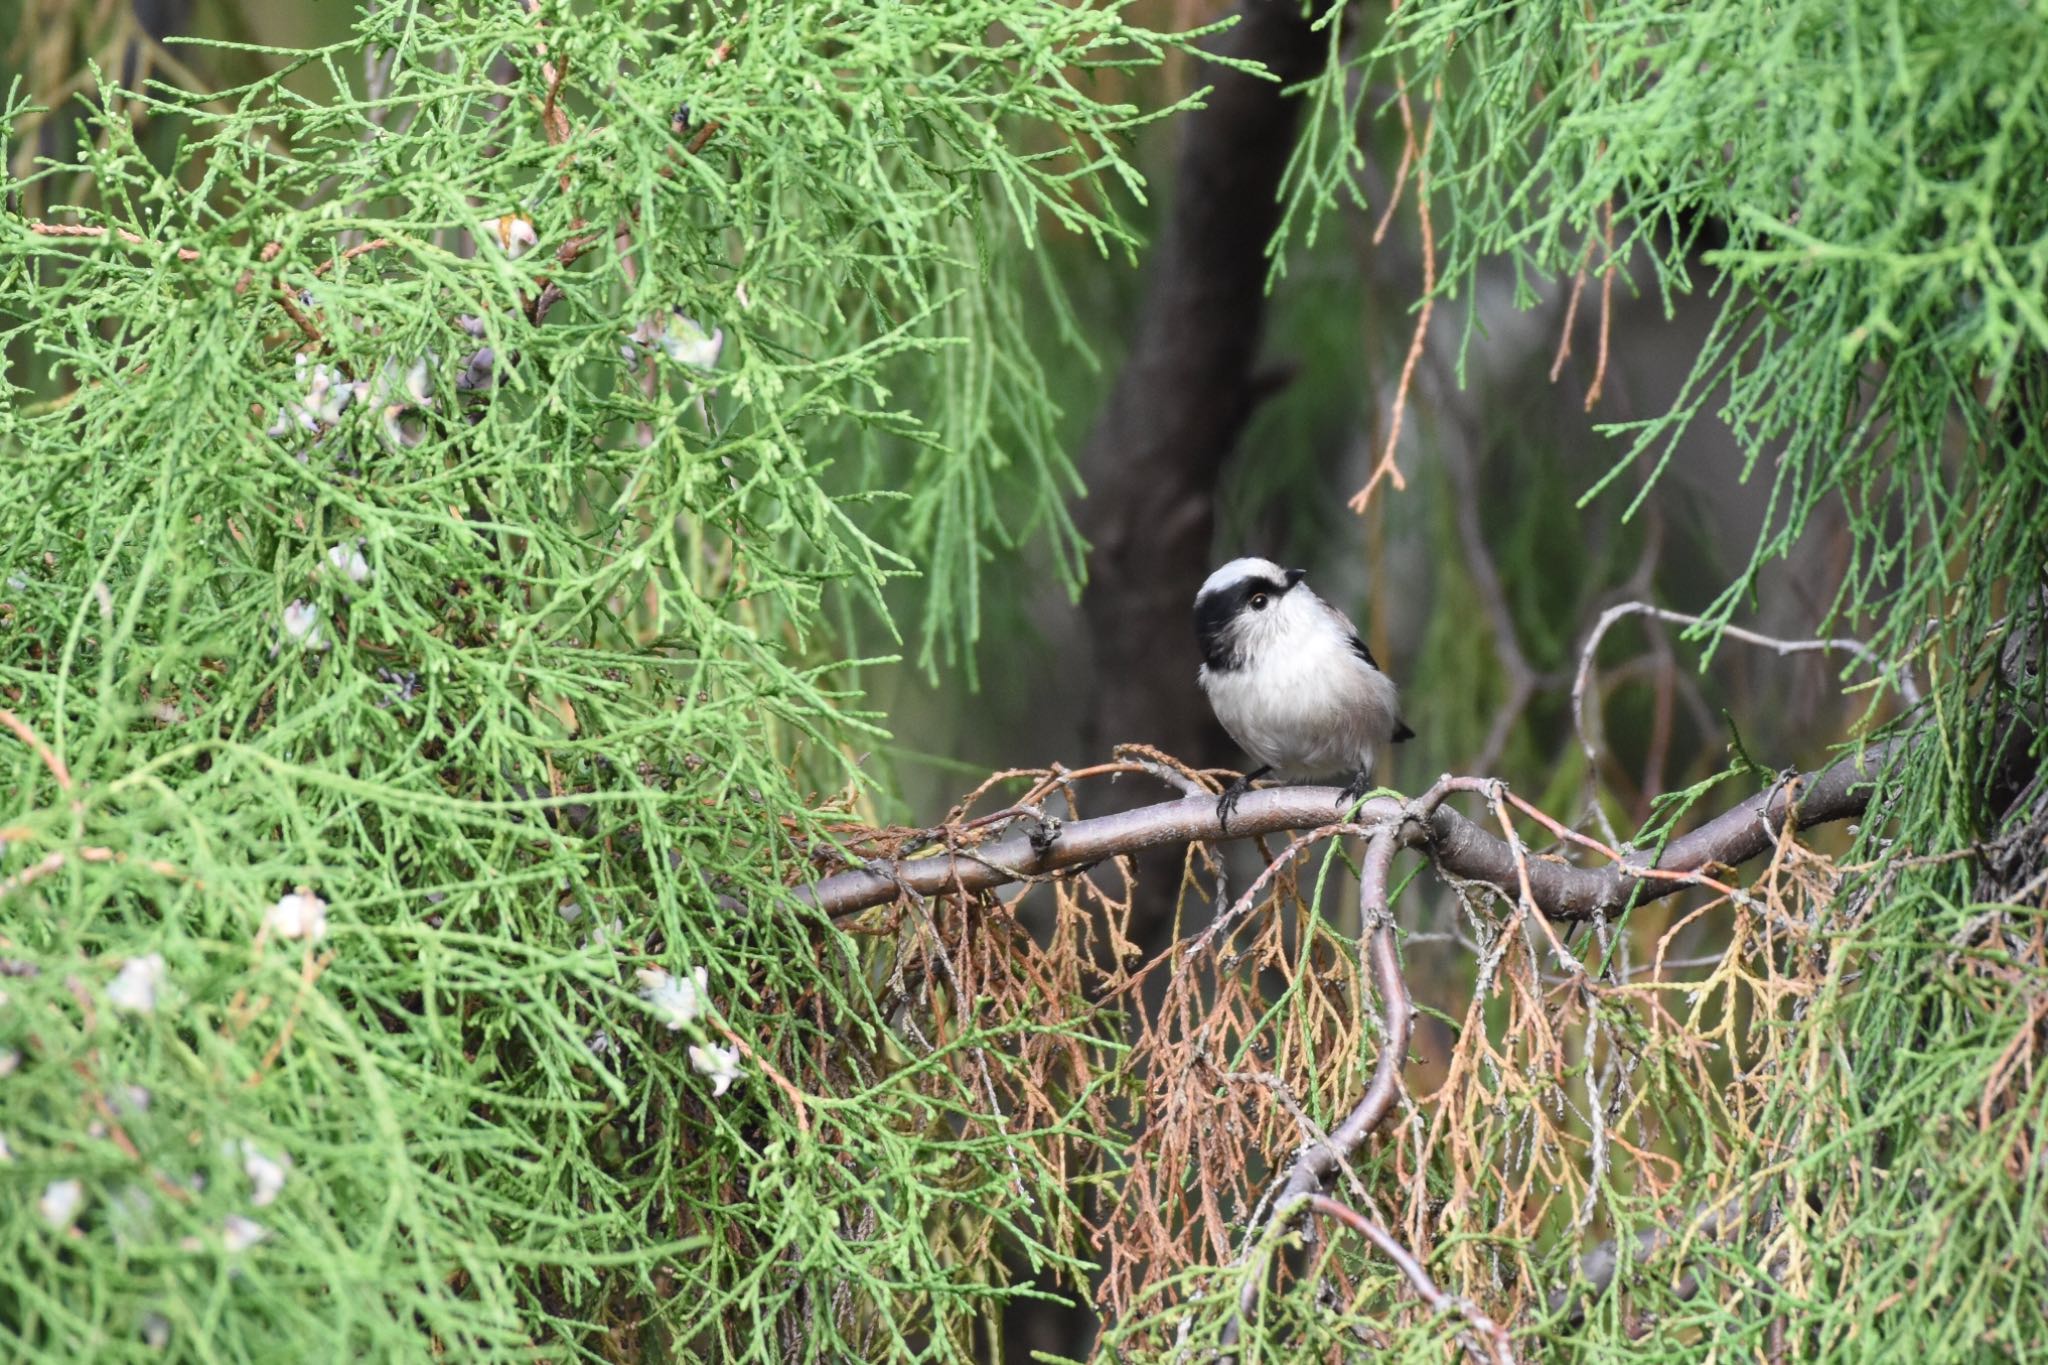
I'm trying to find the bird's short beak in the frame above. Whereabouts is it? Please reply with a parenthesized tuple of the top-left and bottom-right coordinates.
(1284, 568, 1307, 588)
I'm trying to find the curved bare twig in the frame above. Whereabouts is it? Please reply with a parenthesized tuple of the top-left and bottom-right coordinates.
(1214, 774, 1538, 1358)
(1573, 603, 1920, 808)
(1220, 820, 1415, 1353)
(1304, 1195, 1516, 1363)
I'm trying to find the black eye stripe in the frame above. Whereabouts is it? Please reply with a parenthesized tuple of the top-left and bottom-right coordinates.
(1236, 578, 1284, 601)
(1193, 575, 1293, 669)
(1197, 578, 1289, 616)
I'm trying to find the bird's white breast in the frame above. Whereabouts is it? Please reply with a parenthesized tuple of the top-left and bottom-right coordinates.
(1199, 622, 1400, 781)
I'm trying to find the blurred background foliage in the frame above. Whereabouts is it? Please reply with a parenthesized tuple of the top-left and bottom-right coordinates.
(3, 0, 2046, 1361)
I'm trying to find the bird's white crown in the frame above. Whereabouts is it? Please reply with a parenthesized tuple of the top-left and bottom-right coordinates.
(1196, 556, 1290, 602)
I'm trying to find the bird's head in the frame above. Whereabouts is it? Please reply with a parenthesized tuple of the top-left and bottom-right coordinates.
(1193, 557, 1311, 671)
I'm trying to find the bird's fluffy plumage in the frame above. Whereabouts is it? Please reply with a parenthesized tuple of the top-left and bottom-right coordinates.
(1194, 557, 1411, 786)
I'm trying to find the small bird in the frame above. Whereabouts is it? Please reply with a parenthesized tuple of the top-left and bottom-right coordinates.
(1193, 556, 1414, 831)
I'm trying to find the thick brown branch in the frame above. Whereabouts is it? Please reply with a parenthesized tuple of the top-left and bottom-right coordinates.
(796, 742, 1900, 922)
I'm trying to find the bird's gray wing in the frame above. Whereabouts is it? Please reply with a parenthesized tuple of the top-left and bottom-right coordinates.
(1327, 601, 1416, 742)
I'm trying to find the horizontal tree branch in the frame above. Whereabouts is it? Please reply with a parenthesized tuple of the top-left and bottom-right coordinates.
(794, 741, 1902, 922)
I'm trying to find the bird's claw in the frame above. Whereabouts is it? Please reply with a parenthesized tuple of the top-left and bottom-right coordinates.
(1216, 777, 1252, 834)
(1336, 771, 1371, 815)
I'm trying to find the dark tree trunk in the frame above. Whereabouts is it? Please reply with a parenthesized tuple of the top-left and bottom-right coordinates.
(1078, 0, 1330, 943)
(1006, 10, 1341, 1358)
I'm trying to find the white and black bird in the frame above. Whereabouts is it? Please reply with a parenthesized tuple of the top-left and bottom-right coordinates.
(1193, 557, 1414, 830)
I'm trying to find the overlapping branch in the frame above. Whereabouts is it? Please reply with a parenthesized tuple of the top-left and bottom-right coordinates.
(1220, 818, 1427, 1354)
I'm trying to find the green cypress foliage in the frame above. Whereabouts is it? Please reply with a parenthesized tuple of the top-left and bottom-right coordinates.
(0, 3, 1198, 1358)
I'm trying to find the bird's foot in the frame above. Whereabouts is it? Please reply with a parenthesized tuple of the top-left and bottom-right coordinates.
(1215, 766, 1272, 835)
(1216, 779, 1250, 834)
(1336, 770, 1373, 816)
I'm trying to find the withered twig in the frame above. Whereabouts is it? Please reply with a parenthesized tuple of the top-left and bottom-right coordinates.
(1584, 199, 1615, 410)
(26, 221, 204, 262)
(1, 707, 75, 790)
(1303, 1193, 1516, 1364)
(1185, 820, 1378, 959)
(1573, 604, 1918, 805)
(1350, 95, 1437, 513)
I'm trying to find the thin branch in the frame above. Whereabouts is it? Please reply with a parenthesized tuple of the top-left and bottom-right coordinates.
(1216, 773, 1527, 1354)
(1350, 97, 1437, 513)
(29, 220, 403, 341)
(710, 1015, 811, 1138)
(1185, 819, 1377, 958)
(1302, 1194, 1516, 1364)
(1572, 602, 1919, 835)
(26, 221, 204, 262)
(0, 844, 191, 904)
(1504, 787, 1742, 902)
(1577, 604, 1919, 754)
(247, 947, 336, 1086)
(1549, 231, 1597, 383)
(0, 851, 67, 902)
(1371, 76, 1418, 248)
(273, 280, 323, 343)
(518, 0, 573, 148)
(1584, 199, 1615, 410)
(311, 237, 395, 277)
(0, 708, 74, 790)
(1436, 416, 1562, 770)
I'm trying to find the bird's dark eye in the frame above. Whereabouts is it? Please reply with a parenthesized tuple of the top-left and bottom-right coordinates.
(1249, 593, 1269, 611)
